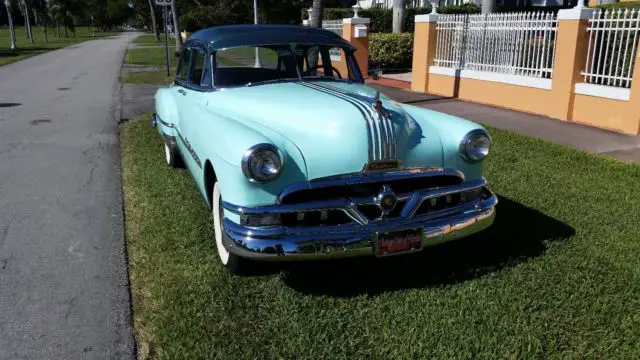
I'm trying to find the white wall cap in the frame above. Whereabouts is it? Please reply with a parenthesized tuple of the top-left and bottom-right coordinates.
(557, 6, 594, 20)
(415, 14, 439, 23)
(343, 17, 370, 24)
(575, 83, 631, 101)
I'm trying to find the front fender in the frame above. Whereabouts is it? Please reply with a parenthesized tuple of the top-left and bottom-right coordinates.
(402, 104, 486, 181)
(198, 110, 308, 209)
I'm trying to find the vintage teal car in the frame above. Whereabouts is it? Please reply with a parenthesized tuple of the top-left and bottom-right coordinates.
(153, 25, 497, 273)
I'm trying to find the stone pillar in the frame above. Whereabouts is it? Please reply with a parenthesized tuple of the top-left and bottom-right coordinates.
(548, 4, 594, 121)
(410, 13, 439, 93)
(343, 16, 370, 77)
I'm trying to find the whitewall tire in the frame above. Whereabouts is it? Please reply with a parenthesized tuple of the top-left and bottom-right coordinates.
(212, 182, 230, 265)
(164, 141, 180, 167)
(212, 181, 251, 274)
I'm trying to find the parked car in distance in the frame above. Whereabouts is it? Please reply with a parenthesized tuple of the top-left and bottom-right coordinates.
(153, 25, 497, 274)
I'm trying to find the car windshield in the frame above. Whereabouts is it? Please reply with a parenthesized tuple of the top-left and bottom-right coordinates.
(214, 44, 359, 88)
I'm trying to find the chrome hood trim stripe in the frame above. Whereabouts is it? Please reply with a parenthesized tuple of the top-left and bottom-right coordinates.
(298, 82, 376, 162)
(298, 81, 398, 162)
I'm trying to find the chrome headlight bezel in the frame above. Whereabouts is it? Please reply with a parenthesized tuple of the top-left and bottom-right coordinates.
(460, 129, 491, 163)
(241, 144, 284, 183)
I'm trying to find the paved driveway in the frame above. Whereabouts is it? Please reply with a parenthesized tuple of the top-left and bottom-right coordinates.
(0, 34, 136, 359)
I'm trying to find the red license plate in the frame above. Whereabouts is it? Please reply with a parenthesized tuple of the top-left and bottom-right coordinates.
(376, 228, 423, 256)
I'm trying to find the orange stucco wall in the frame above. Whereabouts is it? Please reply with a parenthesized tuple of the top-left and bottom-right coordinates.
(457, 78, 554, 117)
(427, 74, 457, 97)
(572, 94, 640, 135)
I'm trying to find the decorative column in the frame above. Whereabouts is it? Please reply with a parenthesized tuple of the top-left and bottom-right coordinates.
(628, 42, 640, 134)
(410, 9, 438, 93)
(548, 3, 593, 120)
(343, 5, 370, 77)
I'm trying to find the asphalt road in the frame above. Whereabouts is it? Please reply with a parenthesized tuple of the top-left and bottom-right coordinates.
(0, 34, 136, 359)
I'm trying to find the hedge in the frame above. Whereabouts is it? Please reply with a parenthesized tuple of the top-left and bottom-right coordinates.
(369, 33, 414, 71)
(304, 4, 480, 33)
(599, 1, 640, 9)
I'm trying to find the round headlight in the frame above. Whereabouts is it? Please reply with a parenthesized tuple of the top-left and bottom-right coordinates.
(242, 144, 284, 182)
(460, 130, 491, 162)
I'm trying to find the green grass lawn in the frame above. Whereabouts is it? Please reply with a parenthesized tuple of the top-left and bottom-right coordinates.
(133, 34, 169, 45)
(0, 26, 120, 66)
(121, 38, 176, 85)
(121, 114, 640, 359)
(124, 45, 177, 67)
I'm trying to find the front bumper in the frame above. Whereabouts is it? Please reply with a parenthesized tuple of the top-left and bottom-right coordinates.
(221, 182, 498, 261)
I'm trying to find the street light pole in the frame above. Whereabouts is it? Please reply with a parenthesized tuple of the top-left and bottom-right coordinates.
(4, 0, 17, 49)
(252, 0, 260, 67)
(91, 16, 95, 37)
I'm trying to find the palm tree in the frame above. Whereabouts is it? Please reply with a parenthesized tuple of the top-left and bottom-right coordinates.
(170, 1, 183, 55)
(4, 0, 18, 49)
(49, 0, 82, 38)
(146, 0, 159, 41)
(309, 0, 324, 28)
(392, 0, 404, 34)
(19, 0, 34, 42)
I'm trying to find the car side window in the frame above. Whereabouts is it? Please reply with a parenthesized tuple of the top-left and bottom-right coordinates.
(176, 48, 192, 82)
(190, 49, 206, 87)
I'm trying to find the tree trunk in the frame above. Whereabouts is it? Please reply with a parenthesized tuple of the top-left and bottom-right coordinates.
(392, 0, 405, 34)
(25, 4, 34, 42)
(170, 1, 183, 54)
(5, 2, 17, 49)
(43, 15, 48, 42)
(309, 0, 324, 28)
(481, 0, 495, 14)
(147, 0, 160, 41)
(64, 26, 68, 38)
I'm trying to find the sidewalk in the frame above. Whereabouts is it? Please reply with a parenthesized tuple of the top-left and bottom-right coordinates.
(367, 82, 640, 164)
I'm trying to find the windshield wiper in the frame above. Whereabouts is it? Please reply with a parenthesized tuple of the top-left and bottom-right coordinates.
(246, 78, 300, 87)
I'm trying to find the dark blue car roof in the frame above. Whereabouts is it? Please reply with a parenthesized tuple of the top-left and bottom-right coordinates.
(188, 25, 356, 51)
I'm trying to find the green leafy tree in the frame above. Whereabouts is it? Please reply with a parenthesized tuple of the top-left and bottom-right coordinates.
(49, 0, 84, 37)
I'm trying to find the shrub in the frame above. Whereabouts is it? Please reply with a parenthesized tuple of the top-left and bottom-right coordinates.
(304, 4, 480, 33)
(599, 1, 640, 9)
(369, 33, 414, 71)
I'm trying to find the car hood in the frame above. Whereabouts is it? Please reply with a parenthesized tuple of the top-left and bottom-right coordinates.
(208, 81, 444, 180)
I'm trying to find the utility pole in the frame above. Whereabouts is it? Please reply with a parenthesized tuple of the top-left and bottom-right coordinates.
(253, 0, 261, 68)
(5, 0, 17, 49)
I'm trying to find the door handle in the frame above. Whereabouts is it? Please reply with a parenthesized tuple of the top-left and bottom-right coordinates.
(177, 89, 187, 95)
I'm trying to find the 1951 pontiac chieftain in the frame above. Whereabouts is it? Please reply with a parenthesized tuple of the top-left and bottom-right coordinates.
(153, 25, 497, 273)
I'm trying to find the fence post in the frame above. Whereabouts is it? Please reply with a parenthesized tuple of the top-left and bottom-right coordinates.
(343, 12, 370, 77)
(411, 12, 439, 93)
(549, 4, 594, 121)
(629, 45, 640, 134)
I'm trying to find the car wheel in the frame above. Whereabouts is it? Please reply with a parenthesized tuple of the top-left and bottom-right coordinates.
(164, 141, 180, 167)
(212, 181, 251, 275)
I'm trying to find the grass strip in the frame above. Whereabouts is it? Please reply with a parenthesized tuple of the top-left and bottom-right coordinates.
(121, 114, 640, 359)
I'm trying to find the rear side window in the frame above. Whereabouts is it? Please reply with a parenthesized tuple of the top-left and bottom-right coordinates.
(176, 49, 191, 82)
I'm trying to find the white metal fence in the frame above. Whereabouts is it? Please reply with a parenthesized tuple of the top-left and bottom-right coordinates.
(435, 12, 558, 79)
(583, 9, 640, 88)
(366, 0, 429, 9)
(322, 20, 344, 59)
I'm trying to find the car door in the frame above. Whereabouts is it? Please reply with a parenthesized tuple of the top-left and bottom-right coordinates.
(173, 46, 211, 186)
